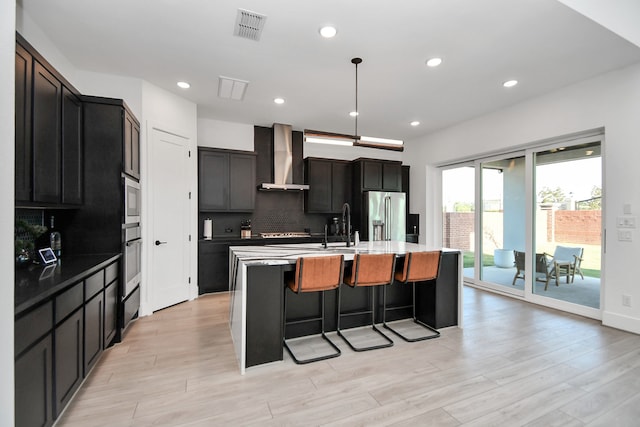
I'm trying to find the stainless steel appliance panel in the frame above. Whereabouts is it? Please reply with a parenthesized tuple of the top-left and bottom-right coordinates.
(365, 191, 406, 241)
(124, 176, 140, 224)
(124, 225, 141, 298)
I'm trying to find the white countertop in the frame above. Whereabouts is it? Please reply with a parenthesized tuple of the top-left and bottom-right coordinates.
(229, 241, 458, 266)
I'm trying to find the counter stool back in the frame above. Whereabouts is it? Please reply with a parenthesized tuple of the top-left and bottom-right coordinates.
(284, 255, 344, 364)
(383, 250, 442, 342)
(337, 253, 395, 351)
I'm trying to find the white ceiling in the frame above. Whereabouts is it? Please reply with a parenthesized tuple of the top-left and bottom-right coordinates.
(19, 0, 640, 141)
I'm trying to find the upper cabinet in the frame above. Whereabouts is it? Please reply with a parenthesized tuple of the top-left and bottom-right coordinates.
(304, 158, 352, 213)
(353, 158, 402, 192)
(199, 148, 256, 212)
(123, 110, 140, 180)
(15, 36, 83, 207)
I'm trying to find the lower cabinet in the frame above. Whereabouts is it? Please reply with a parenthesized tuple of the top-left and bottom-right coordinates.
(15, 335, 53, 427)
(84, 291, 104, 375)
(54, 308, 83, 418)
(15, 258, 120, 426)
(198, 242, 229, 294)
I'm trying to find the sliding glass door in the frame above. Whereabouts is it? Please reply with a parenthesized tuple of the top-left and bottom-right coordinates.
(533, 142, 601, 309)
(441, 135, 603, 317)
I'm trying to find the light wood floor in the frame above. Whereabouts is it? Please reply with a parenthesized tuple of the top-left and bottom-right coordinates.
(56, 286, 640, 426)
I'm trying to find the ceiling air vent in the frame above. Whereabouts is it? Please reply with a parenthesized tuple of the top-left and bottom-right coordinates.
(234, 9, 266, 41)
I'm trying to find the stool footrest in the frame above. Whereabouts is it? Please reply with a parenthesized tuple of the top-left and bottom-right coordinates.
(284, 332, 341, 364)
(337, 325, 393, 352)
(383, 318, 440, 342)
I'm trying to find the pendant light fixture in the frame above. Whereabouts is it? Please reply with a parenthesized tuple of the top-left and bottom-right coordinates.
(305, 57, 403, 151)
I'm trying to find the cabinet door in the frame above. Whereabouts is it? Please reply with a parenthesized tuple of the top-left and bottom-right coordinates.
(104, 281, 118, 347)
(229, 153, 256, 211)
(382, 162, 402, 191)
(132, 121, 140, 178)
(15, 334, 54, 427)
(33, 60, 62, 203)
(84, 291, 104, 375)
(15, 43, 33, 202)
(362, 161, 383, 190)
(199, 150, 229, 211)
(331, 161, 352, 212)
(54, 308, 83, 417)
(305, 159, 332, 212)
(62, 87, 83, 205)
(198, 242, 229, 294)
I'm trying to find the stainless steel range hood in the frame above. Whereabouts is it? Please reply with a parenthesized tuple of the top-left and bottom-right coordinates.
(259, 123, 309, 191)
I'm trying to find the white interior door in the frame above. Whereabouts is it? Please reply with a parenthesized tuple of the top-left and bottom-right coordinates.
(149, 128, 191, 311)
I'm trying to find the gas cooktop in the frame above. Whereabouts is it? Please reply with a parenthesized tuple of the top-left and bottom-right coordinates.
(260, 232, 311, 239)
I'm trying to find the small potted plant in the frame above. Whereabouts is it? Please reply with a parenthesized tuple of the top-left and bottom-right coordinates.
(15, 220, 47, 268)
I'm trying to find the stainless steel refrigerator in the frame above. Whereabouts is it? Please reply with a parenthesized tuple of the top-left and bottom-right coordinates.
(364, 191, 406, 241)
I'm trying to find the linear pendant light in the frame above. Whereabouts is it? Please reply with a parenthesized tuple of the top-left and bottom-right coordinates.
(304, 57, 403, 151)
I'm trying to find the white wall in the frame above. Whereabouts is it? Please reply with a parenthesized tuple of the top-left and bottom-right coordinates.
(405, 61, 640, 333)
(76, 70, 143, 119)
(198, 118, 253, 151)
(2, 2, 15, 425)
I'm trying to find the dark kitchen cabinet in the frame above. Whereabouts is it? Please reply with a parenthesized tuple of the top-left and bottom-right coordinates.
(84, 291, 104, 376)
(15, 42, 32, 202)
(304, 158, 352, 213)
(124, 110, 140, 180)
(15, 334, 54, 427)
(32, 60, 62, 204)
(15, 36, 84, 207)
(353, 159, 402, 192)
(62, 87, 83, 205)
(104, 280, 118, 348)
(199, 148, 256, 212)
(54, 307, 83, 417)
(198, 241, 229, 294)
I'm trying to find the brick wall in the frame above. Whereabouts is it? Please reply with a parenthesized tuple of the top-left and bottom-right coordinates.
(443, 210, 601, 248)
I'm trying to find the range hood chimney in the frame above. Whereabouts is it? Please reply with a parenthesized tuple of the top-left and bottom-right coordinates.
(259, 123, 309, 191)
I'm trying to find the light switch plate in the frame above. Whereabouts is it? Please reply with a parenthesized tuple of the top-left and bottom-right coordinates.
(618, 230, 633, 242)
(617, 216, 636, 228)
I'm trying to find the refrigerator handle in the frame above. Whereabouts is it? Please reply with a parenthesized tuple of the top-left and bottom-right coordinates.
(384, 196, 390, 241)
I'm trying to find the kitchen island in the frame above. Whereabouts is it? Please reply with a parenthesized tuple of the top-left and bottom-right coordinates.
(228, 241, 462, 374)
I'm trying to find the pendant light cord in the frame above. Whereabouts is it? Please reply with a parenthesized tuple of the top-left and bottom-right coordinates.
(352, 57, 362, 140)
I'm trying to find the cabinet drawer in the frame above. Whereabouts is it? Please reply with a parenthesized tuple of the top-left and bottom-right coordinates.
(85, 270, 104, 301)
(55, 282, 83, 324)
(105, 261, 119, 285)
(15, 301, 53, 356)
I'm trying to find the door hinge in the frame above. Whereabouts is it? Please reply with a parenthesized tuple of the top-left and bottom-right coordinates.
(189, 234, 192, 241)
(188, 150, 191, 158)
(188, 277, 191, 284)
(188, 191, 191, 199)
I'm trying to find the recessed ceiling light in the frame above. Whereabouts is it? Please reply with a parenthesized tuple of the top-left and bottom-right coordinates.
(274, 97, 285, 104)
(410, 121, 420, 127)
(319, 26, 337, 38)
(349, 111, 359, 117)
(426, 57, 442, 67)
(503, 79, 518, 88)
(177, 81, 190, 89)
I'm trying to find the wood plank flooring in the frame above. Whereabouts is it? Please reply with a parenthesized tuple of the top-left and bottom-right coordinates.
(56, 287, 640, 426)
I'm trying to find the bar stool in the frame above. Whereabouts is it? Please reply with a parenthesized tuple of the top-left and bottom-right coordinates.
(337, 253, 396, 351)
(383, 250, 442, 342)
(283, 255, 344, 364)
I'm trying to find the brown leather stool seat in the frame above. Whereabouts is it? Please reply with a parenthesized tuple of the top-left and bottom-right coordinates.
(383, 250, 442, 342)
(337, 253, 395, 351)
(284, 255, 344, 364)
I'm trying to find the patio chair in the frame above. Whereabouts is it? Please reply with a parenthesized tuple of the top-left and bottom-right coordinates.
(548, 246, 584, 285)
(512, 250, 553, 290)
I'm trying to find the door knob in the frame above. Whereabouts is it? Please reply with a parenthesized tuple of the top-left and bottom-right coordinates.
(155, 240, 167, 246)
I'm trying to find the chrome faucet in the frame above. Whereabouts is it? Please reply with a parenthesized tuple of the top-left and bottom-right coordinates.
(342, 202, 351, 247)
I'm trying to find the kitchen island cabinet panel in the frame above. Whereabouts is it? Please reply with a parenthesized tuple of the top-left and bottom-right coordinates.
(15, 334, 53, 427)
(246, 265, 284, 368)
(54, 307, 83, 417)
